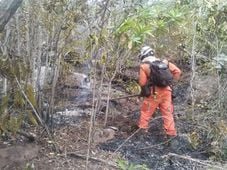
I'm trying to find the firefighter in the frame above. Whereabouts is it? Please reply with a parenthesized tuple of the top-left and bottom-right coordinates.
(138, 46, 181, 138)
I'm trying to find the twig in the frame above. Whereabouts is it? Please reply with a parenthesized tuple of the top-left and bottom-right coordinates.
(133, 136, 176, 150)
(190, 11, 199, 116)
(104, 51, 128, 126)
(104, 69, 117, 126)
(86, 47, 98, 169)
(15, 77, 59, 152)
(163, 152, 224, 170)
(113, 128, 140, 154)
(67, 152, 118, 169)
(98, 0, 111, 36)
(15, 77, 43, 126)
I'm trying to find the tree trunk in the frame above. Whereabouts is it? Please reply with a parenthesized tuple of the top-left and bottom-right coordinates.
(0, 0, 23, 32)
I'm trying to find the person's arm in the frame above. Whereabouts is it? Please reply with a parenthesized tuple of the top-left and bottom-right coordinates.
(168, 62, 181, 80)
(139, 64, 148, 86)
(139, 64, 152, 97)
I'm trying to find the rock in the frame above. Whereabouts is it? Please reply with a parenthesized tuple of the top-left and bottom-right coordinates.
(93, 128, 116, 144)
(62, 72, 91, 89)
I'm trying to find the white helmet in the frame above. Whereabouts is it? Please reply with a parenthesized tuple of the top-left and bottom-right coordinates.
(139, 46, 154, 60)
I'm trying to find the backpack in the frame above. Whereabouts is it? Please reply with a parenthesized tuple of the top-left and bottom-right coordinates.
(147, 60, 173, 87)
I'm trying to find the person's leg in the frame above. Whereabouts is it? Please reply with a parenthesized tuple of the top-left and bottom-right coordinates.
(159, 91, 176, 136)
(138, 97, 159, 130)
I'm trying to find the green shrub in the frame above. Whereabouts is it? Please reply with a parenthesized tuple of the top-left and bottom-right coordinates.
(117, 159, 149, 170)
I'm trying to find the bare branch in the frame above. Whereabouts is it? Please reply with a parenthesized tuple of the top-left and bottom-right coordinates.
(0, 0, 23, 32)
(66, 152, 118, 168)
(163, 153, 224, 170)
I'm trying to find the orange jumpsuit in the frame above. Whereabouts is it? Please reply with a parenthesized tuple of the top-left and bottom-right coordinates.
(138, 60, 181, 136)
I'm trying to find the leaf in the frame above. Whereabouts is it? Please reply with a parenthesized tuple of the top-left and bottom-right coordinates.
(8, 116, 21, 135)
(28, 111, 38, 126)
(14, 90, 25, 107)
(189, 132, 200, 149)
(128, 40, 133, 49)
(116, 19, 135, 35)
(131, 36, 142, 43)
(166, 8, 184, 24)
(0, 95, 9, 114)
(100, 53, 107, 64)
(0, 113, 9, 133)
(26, 85, 37, 108)
(117, 159, 128, 170)
(119, 34, 128, 45)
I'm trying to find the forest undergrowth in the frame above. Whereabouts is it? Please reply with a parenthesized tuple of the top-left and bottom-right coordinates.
(0, 0, 227, 169)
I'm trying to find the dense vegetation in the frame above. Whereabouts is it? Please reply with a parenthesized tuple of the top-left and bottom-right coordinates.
(0, 0, 227, 168)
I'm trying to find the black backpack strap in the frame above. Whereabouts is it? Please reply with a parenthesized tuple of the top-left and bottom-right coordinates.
(140, 61, 154, 96)
(142, 61, 157, 95)
(163, 59, 173, 90)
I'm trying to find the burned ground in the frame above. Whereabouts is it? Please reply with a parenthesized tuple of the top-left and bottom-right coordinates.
(97, 80, 209, 170)
(0, 64, 224, 170)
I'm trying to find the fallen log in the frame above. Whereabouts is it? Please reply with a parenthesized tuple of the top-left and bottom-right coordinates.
(163, 152, 224, 170)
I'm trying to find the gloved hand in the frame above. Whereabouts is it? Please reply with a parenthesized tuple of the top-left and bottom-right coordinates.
(140, 85, 151, 97)
(131, 123, 139, 132)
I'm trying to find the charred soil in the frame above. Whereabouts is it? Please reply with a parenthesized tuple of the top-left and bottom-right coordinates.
(0, 63, 222, 170)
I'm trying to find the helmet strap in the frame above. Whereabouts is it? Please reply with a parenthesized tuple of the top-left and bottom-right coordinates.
(140, 55, 147, 61)
(140, 52, 153, 61)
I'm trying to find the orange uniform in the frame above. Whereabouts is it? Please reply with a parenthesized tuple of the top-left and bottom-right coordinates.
(138, 59, 181, 136)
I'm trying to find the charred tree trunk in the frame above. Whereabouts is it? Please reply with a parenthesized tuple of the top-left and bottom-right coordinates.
(0, 0, 23, 32)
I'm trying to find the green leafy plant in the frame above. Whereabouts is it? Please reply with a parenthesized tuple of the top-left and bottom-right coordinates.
(125, 81, 140, 94)
(117, 159, 149, 170)
(115, 10, 153, 49)
(0, 84, 38, 135)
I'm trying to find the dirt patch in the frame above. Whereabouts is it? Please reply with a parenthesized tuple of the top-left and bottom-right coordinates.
(0, 144, 39, 169)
